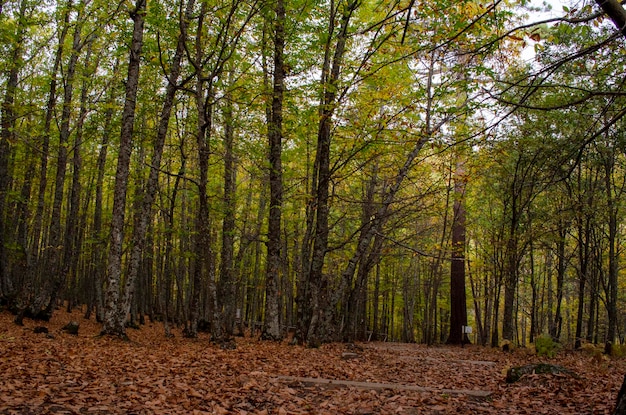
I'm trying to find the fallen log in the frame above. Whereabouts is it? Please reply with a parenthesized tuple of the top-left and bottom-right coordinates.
(276, 375, 492, 398)
(505, 363, 576, 383)
(399, 356, 496, 366)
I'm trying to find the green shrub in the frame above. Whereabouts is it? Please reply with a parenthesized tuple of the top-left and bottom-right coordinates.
(610, 343, 626, 358)
(535, 335, 561, 358)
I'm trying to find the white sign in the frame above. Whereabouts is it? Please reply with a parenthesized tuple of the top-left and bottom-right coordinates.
(462, 325, 473, 334)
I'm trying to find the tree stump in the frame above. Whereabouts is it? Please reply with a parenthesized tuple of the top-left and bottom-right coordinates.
(505, 363, 576, 383)
(62, 321, 79, 335)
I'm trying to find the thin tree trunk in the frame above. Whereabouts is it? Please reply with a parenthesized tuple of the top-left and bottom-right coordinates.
(574, 167, 592, 348)
(301, 0, 359, 346)
(163, 143, 186, 335)
(529, 241, 537, 344)
(550, 220, 568, 340)
(186, 0, 215, 339)
(63, 36, 93, 311)
(101, 0, 146, 338)
(118, 0, 191, 335)
(371, 262, 381, 341)
(43, 1, 86, 319)
(0, 0, 28, 303)
(262, 0, 286, 342)
(219, 77, 238, 338)
(604, 149, 619, 349)
(31, 1, 72, 267)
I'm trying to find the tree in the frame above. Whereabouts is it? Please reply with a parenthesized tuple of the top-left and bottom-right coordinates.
(0, 0, 29, 304)
(120, 0, 194, 333)
(298, 0, 359, 346)
(262, 0, 285, 341)
(101, 0, 147, 338)
(43, 0, 89, 320)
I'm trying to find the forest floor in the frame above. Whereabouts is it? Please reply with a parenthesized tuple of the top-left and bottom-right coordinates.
(0, 309, 624, 415)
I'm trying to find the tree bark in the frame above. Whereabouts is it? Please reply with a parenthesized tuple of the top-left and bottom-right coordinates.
(101, 0, 146, 338)
(262, 0, 286, 342)
(602, 143, 619, 348)
(448, 157, 468, 345)
(119, 0, 192, 335)
(63, 37, 93, 311)
(187, 0, 213, 339)
(43, 8, 83, 318)
(300, 0, 359, 347)
(218, 77, 238, 337)
(31, 0, 72, 267)
(550, 218, 568, 340)
(0, 0, 28, 302)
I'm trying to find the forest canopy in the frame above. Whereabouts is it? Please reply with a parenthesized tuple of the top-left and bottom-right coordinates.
(1, 0, 626, 349)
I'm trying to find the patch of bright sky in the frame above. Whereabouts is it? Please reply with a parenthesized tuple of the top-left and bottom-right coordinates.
(520, 0, 587, 62)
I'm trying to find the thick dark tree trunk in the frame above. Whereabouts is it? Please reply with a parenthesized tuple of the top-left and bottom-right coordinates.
(447, 158, 468, 345)
(502, 234, 519, 342)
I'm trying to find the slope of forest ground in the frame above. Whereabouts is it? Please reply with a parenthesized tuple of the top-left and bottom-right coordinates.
(0, 309, 623, 414)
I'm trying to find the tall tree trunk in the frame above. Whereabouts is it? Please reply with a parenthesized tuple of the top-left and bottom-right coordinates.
(448, 157, 468, 345)
(550, 219, 568, 340)
(101, 0, 146, 338)
(603, 147, 619, 349)
(502, 234, 518, 342)
(301, 0, 358, 347)
(162, 147, 186, 337)
(219, 78, 238, 338)
(44, 0, 86, 319)
(31, 1, 72, 268)
(0, 0, 28, 303)
(574, 167, 592, 348)
(87, 77, 116, 322)
(186, 0, 215, 339)
(63, 36, 93, 311)
(528, 241, 537, 344)
(118, 0, 191, 335)
(371, 262, 381, 341)
(262, 0, 286, 341)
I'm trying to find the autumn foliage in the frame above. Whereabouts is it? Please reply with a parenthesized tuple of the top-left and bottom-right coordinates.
(0, 309, 624, 414)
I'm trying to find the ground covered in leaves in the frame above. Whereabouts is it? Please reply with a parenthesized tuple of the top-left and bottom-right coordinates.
(0, 309, 624, 414)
